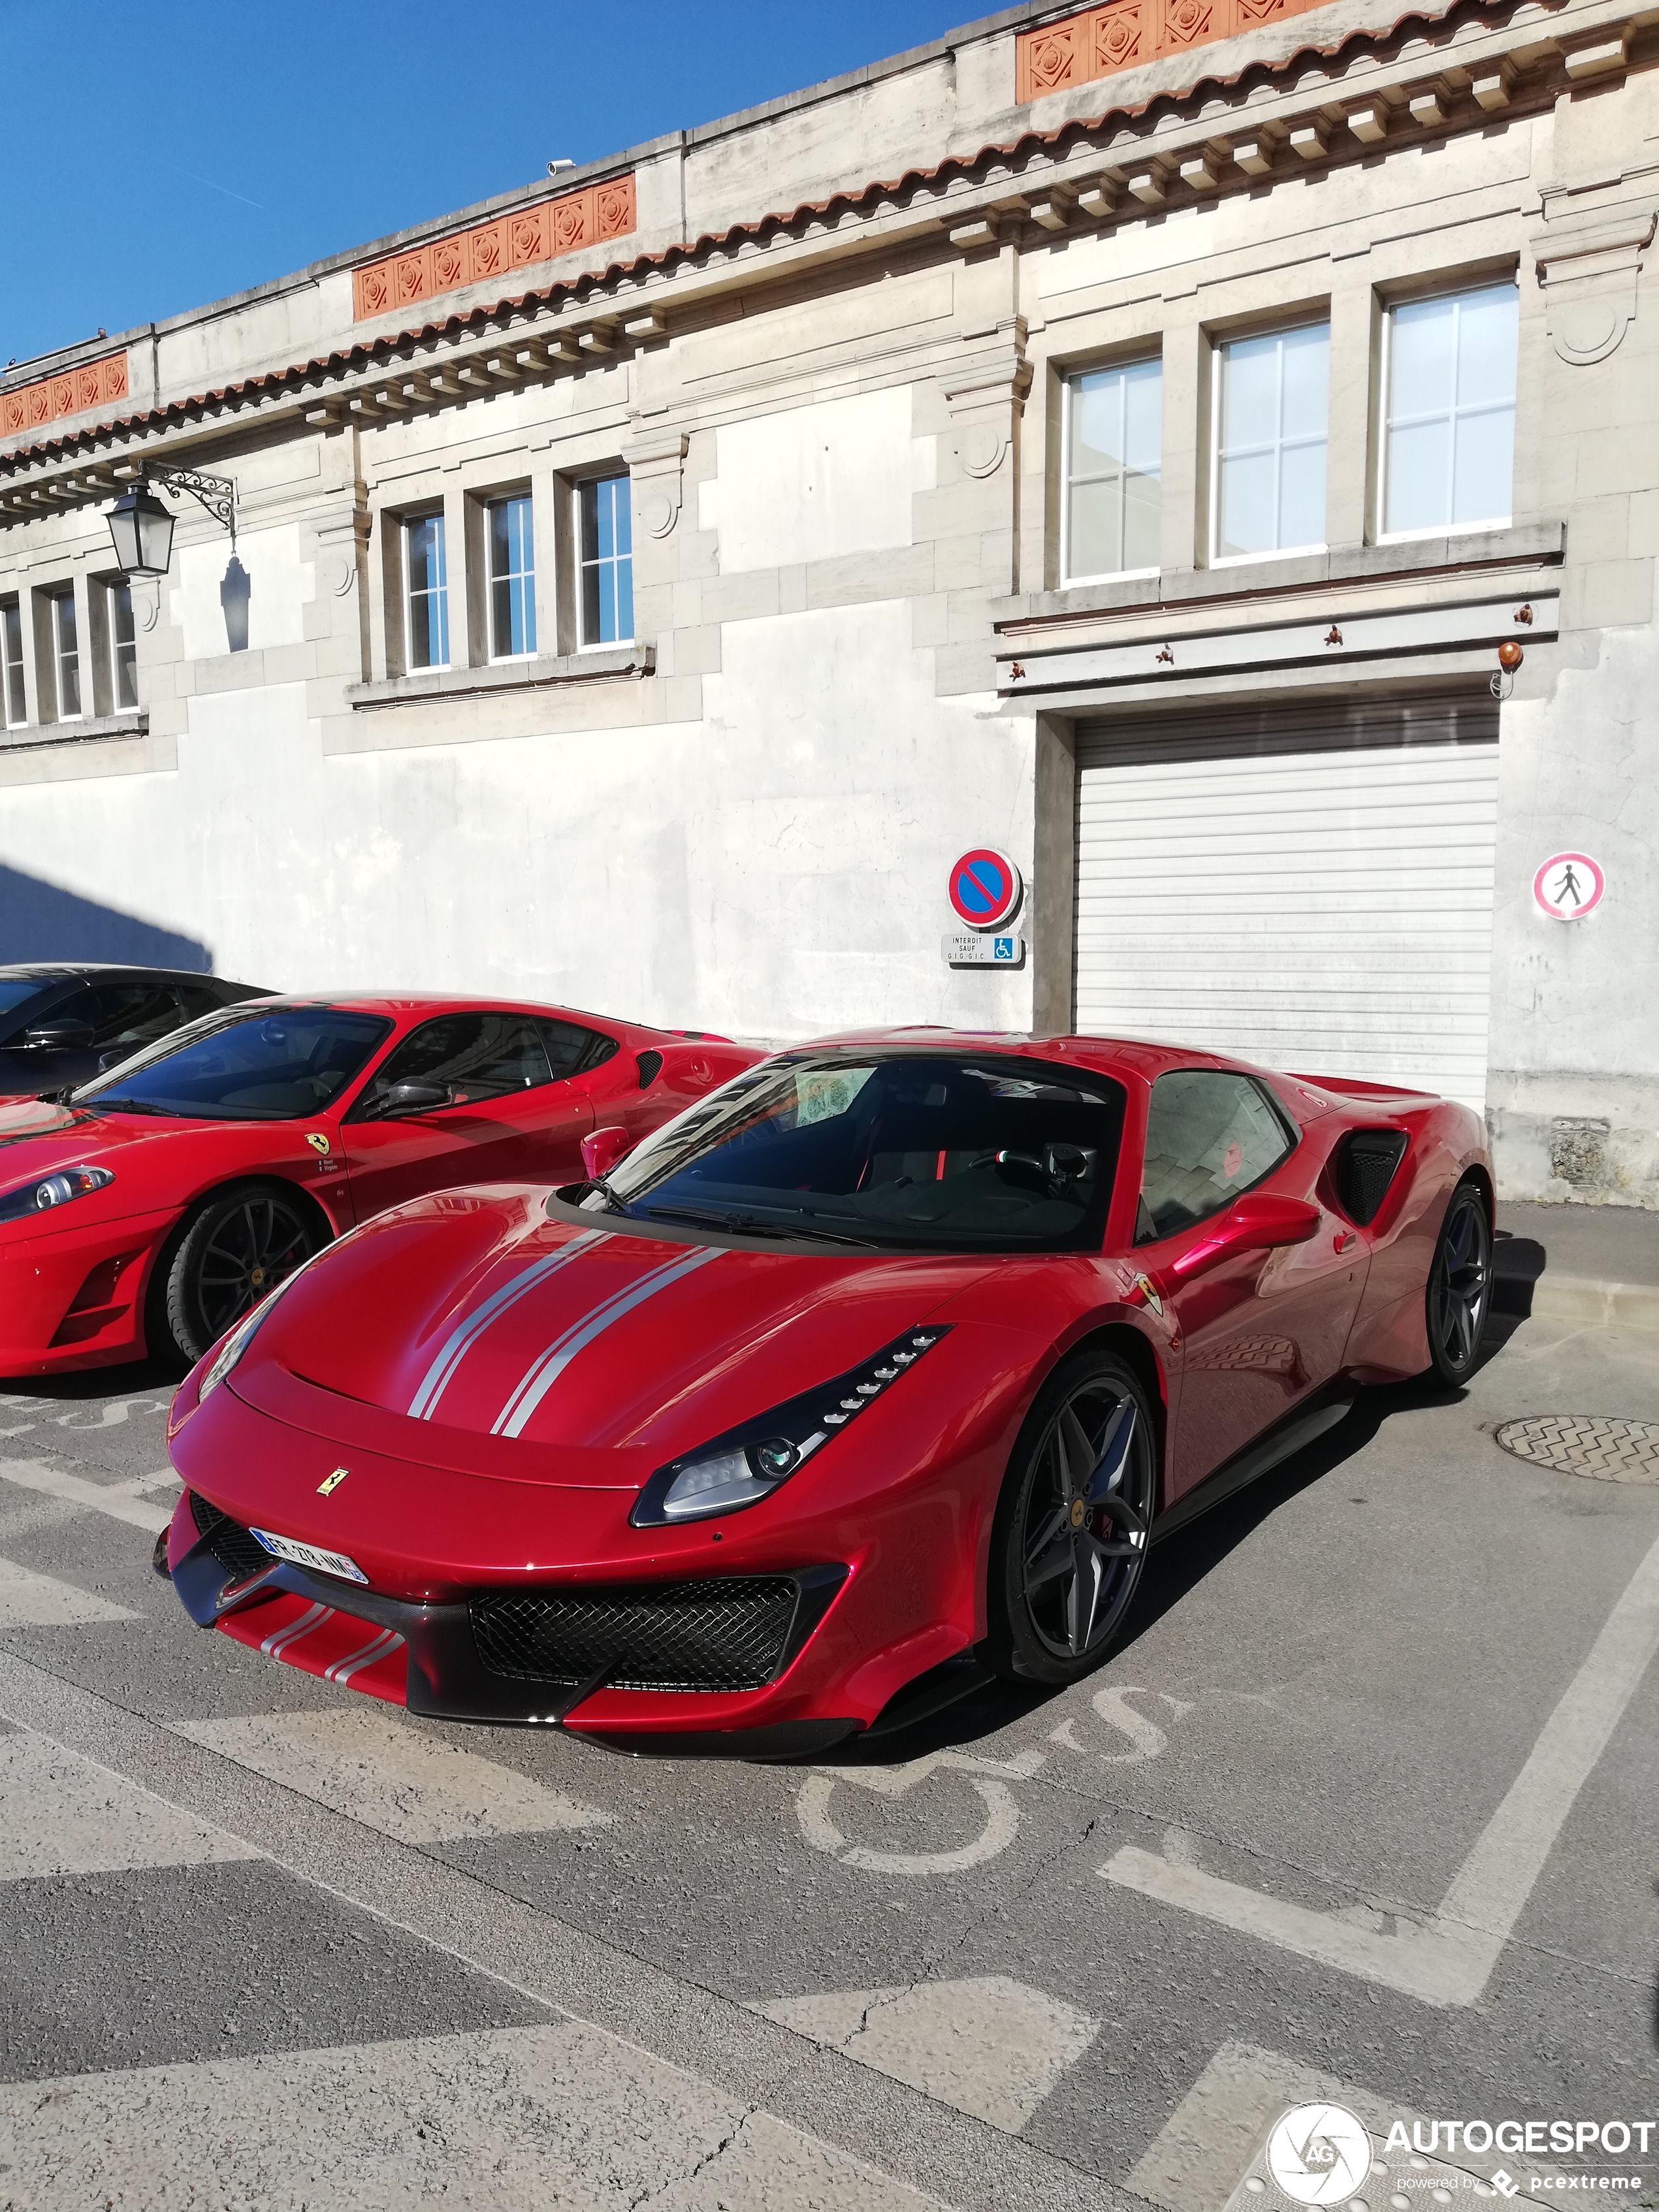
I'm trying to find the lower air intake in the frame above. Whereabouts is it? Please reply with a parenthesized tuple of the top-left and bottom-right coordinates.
(189, 1491, 271, 1580)
(470, 1577, 801, 1692)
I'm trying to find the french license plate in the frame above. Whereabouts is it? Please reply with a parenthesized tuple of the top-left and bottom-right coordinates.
(250, 1528, 368, 1585)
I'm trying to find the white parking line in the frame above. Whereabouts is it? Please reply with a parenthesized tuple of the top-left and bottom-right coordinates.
(0, 1729, 260, 1882)
(1103, 1525, 1659, 2006)
(754, 1975, 1099, 2133)
(0, 2023, 945, 2210)
(0, 1555, 137, 1627)
(0, 1458, 178, 1534)
(172, 1707, 615, 1844)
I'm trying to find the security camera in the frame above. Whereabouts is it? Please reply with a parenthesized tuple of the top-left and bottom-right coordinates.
(547, 158, 575, 175)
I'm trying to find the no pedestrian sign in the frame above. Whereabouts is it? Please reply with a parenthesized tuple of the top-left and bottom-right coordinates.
(948, 848, 1022, 931)
(1534, 852, 1605, 921)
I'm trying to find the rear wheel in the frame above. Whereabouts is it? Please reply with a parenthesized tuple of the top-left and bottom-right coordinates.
(987, 1348, 1156, 1686)
(160, 1183, 325, 1366)
(1424, 1180, 1492, 1386)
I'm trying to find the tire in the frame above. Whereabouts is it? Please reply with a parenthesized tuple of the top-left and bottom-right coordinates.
(986, 1347, 1157, 1686)
(160, 1182, 326, 1366)
(1423, 1179, 1493, 1387)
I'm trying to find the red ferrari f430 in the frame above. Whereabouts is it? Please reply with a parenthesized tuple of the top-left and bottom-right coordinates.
(0, 995, 756, 1375)
(163, 1033, 1493, 1751)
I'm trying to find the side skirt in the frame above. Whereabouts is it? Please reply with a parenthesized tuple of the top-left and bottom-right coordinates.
(1150, 1390, 1355, 1547)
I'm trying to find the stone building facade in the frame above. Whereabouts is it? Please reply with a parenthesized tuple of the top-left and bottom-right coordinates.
(1, 0, 1654, 1201)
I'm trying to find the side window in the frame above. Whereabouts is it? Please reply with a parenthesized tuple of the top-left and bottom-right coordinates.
(353, 1013, 555, 1115)
(1137, 1070, 1295, 1243)
(80, 984, 185, 1052)
(176, 984, 227, 1023)
(540, 1018, 617, 1077)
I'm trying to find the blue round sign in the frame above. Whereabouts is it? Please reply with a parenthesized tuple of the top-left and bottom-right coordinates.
(948, 847, 1022, 931)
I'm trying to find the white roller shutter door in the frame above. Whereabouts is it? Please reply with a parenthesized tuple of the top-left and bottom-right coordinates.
(1074, 711, 1500, 1111)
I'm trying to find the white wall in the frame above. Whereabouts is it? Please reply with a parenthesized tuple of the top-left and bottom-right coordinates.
(700, 390, 924, 571)
(0, 602, 1036, 1039)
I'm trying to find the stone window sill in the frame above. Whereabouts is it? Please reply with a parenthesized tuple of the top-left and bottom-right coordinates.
(993, 522, 1566, 630)
(346, 645, 654, 711)
(0, 711, 148, 752)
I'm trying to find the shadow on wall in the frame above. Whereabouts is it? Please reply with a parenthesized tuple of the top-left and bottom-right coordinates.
(0, 864, 211, 970)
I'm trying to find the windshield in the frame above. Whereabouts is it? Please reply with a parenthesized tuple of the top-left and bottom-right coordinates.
(586, 1052, 1127, 1253)
(0, 981, 48, 1027)
(73, 1007, 392, 1121)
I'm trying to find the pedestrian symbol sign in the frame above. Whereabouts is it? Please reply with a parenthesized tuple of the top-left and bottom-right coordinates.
(1533, 851, 1605, 922)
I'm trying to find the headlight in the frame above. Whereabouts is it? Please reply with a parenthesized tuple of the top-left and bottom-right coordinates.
(197, 1242, 332, 1403)
(630, 1324, 952, 1527)
(0, 1163, 114, 1226)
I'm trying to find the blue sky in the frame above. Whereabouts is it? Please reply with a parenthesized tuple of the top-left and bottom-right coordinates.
(1, 1, 974, 370)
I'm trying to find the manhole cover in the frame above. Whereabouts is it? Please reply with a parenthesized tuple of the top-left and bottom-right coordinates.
(1495, 1415, 1659, 1483)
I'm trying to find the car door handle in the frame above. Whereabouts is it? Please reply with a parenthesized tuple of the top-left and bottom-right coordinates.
(1334, 1230, 1357, 1254)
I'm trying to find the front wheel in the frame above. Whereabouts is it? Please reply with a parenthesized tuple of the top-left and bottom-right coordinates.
(1424, 1180, 1492, 1386)
(160, 1183, 325, 1366)
(986, 1348, 1157, 1686)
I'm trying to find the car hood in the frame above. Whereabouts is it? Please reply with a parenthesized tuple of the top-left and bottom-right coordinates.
(240, 1191, 1000, 1475)
(0, 1097, 222, 1184)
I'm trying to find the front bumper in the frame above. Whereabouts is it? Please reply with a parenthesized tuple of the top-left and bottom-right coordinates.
(0, 1205, 176, 1373)
(168, 1488, 859, 1754)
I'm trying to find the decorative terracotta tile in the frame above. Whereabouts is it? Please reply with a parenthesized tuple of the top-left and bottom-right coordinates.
(351, 174, 636, 317)
(0, 347, 129, 444)
(1017, 0, 1326, 101)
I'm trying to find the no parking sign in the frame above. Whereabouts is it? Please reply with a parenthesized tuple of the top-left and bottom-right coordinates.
(947, 848, 1022, 931)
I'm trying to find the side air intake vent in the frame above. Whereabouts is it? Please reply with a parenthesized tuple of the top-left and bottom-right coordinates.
(1334, 1130, 1409, 1226)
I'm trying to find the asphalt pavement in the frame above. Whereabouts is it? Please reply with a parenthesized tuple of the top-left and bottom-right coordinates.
(2, 1214, 1658, 2210)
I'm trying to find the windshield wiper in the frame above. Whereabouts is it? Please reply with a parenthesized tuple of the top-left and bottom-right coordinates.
(82, 1097, 182, 1117)
(644, 1203, 874, 1249)
(579, 1171, 628, 1215)
(35, 1086, 78, 1107)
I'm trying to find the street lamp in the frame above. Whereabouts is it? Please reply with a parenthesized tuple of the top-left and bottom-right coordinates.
(104, 465, 248, 651)
(105, 482, 176, 576)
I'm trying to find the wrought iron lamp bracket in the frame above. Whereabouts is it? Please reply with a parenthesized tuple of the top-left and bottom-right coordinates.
(148, 466, 238, 545)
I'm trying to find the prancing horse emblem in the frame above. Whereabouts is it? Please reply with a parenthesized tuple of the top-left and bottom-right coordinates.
(306, 1132, 330, 1155)
(317, 1467, 349, 1497)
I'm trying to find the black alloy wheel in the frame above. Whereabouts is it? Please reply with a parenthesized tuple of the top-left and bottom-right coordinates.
(162, 1183, 323, 1365)
(1424, 1181, 1492, 1386)
(988, 1348, 1157, 1685)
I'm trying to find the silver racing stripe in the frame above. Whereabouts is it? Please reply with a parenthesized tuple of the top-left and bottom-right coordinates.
(325, 1627, 404, 1686)
(493, 1244, 725, 1439)
(408, 1229, 610, 1420)
(260, 1601, 332, 1659)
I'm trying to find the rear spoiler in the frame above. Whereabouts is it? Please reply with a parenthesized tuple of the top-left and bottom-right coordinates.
(1287, 1071, 1438, 1103)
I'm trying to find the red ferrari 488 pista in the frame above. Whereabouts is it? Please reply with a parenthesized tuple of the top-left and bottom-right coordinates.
(0, 995, 756, 1375)
(163, 1033, 1492, 1752)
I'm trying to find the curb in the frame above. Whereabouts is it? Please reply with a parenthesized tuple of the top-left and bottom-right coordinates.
(1526, 1275, 1659, 1333)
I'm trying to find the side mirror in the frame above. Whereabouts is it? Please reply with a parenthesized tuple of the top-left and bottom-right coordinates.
(373, 1080, 451, 1118)
(1168, 1191, 1323, 1283)
(23, 1021, 95, 1051)
(582, 1125, 634, 1181)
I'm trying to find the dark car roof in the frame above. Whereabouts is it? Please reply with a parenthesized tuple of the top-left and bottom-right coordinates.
(0, 965, 253, 986)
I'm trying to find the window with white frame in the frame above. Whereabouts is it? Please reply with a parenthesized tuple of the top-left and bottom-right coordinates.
(1212, 321, 1330, 562)
(1381, 283, 1518, 539)
(404, 511, 449, 670)
(578, 473, 633, 646)
(108, 579, 138, 710)
(487, 494, 536, 659)
(50, 587, 81, 718)
(1065, 357, 1162, 582)
(1, 598, 24, 727)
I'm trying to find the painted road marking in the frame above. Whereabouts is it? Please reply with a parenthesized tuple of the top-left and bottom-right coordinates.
(753, 1974, 1098, 2134)
(0, 2023, 944, 2210)
(0, 1729, 259, 1882)
(0, 1459, 178, 1534)
(797, 1744, 1046, 1875)
(1130, 2040, 1553, 2209)
(1103, 1525, 1659, 2006)
(172, 1707, 614, 1844)
(0, 1554, 137, 1627)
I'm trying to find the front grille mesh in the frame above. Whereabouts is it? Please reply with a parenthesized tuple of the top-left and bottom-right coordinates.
(189, 1490, 270, 1580)
(470, 1578, 801, 1693)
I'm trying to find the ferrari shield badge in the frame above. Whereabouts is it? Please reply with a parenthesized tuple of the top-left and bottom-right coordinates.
(305, 1132, 330, 1155)
(317, 1467, 349, 1497)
